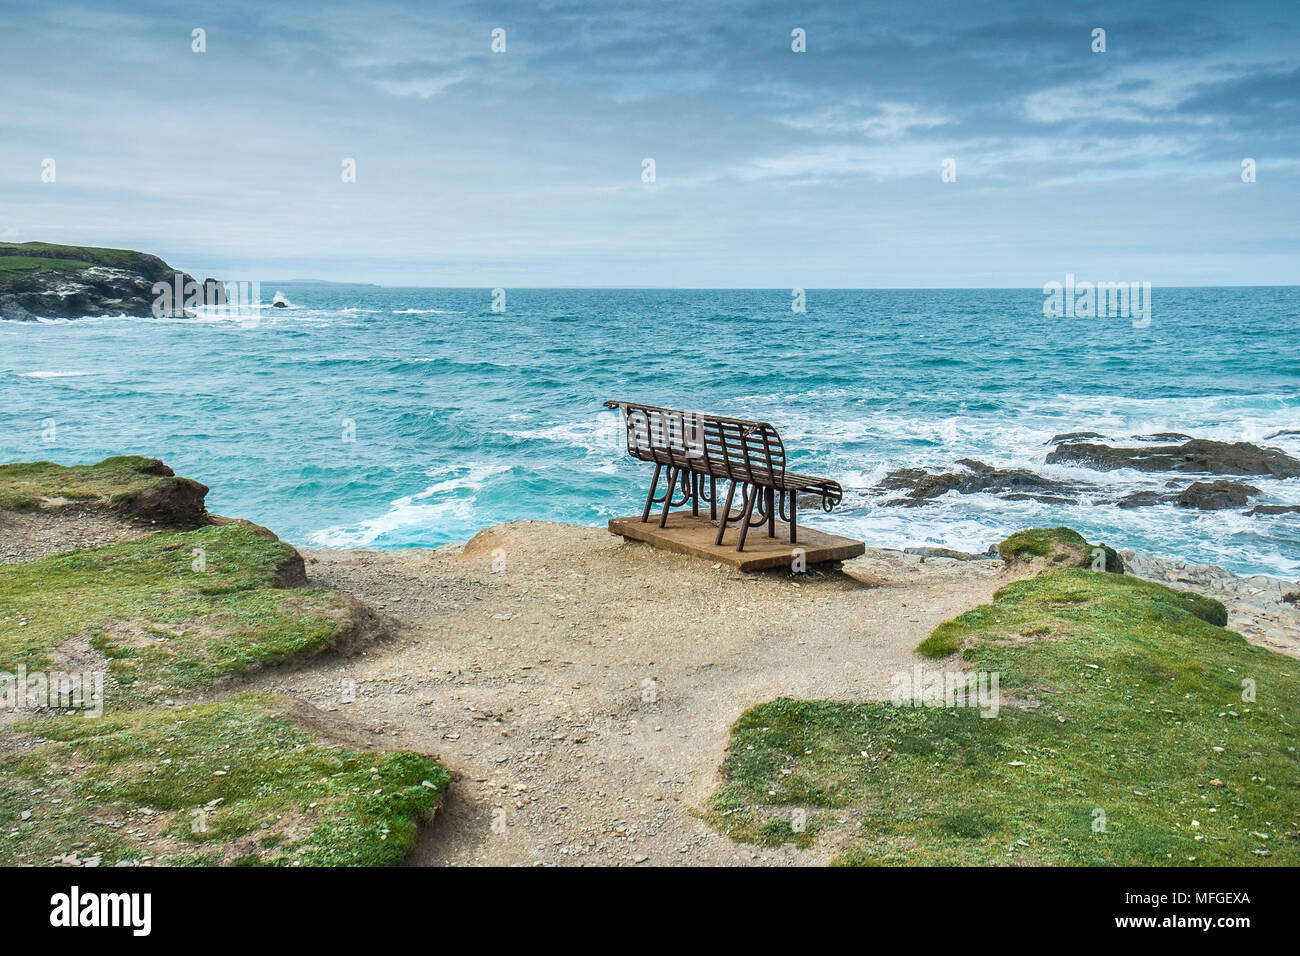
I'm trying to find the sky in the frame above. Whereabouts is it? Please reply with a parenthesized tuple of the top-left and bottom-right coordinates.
(1, 0, 1297, 287)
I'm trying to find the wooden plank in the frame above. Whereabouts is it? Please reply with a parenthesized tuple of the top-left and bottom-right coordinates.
(608, 513, 865, 571)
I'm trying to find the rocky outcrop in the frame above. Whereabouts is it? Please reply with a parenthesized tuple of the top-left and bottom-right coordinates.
(1046, 438, 1300, 478)
(876, 459, 1084, 506)
(1045, 431, 1107, 445)
(0, 241, 203, 320)
(1175, 480, 1260, 511)
(998, 527, 1124, 573)
(0, 455, 209, 527)
(1244, 504, 1300, 516)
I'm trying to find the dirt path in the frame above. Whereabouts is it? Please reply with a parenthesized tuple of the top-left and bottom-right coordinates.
(234, 521, 1020, 866)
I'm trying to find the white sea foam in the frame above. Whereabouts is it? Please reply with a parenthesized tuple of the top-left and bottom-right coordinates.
(21, 370, 92, 378)
(308, 463, 510, 548)
(503, 417, 621, 458)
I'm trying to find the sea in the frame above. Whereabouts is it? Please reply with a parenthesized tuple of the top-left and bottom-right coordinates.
(3, 286, 1298, 578)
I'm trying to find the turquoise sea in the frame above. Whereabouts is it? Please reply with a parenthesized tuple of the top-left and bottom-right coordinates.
(3, 286, 1298, 577)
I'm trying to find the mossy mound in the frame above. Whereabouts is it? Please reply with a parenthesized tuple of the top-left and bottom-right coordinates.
(998, 526, 1123, 573)
(0, 456, 208, 525)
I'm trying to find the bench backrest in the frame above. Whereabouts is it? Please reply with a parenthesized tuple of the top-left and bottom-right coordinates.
(604, 400, 786, 486)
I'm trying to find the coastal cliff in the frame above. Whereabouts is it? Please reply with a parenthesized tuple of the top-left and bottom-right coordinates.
(0, 241, 213, 320)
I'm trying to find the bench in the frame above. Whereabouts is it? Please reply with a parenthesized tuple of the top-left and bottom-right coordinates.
(603, 400, 845, 551)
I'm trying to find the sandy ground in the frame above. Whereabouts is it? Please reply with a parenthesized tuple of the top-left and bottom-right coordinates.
(230, 521, 1018, 866)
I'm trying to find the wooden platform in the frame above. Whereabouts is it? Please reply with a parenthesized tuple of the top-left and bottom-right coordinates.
(608, 514, 865, 571)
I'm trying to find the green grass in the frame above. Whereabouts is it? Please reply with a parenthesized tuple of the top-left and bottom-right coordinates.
(706, 567, 1299, 865)
(0, 694, 450, 866)
(0, 524, 354, 698)
(0, 241, 154, 272)
(0, 255, 95, 274)
(0, 455, 202, 512)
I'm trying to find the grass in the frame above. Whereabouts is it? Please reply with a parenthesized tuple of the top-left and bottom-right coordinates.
(0, 694, 450, 866)
(0, 453, 447, 866)
(0, 455, 202, 512)
(0, 523, 355, 698)
(0, 255, 95, 274)
(706, 565, 1299, 865)
(0, 241, 154, 272)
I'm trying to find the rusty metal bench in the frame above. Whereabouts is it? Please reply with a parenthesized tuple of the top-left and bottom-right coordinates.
(603, 400, 845, 551)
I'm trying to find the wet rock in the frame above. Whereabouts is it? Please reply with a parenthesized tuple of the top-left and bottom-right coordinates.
(1046, 431, 1107, 445)
(1243, 504, 1300, 516)
(203, 278, 227, 306)
(875, 468, 930, 491)
(1117, 490, 1172, 509)
(1176, 480, 1260, 511)
(1046, 439, 1300, 478)
(1134, 432, 1194, 443)
(875, 459, 1081, 506)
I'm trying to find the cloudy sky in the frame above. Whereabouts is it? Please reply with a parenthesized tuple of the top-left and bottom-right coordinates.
(1, 0, 1296, 286)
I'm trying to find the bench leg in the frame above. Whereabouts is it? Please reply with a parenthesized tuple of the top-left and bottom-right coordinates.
(715, 480, 738, 546)
(766, 487, 775, 538)
(658, 467, 678, 528)
(736, 484, 758, 552)
(691, 471, 700, 517)
(790, 493, 798, 545)
(641, 464, 663, 522)
(710, 477, 717, 520)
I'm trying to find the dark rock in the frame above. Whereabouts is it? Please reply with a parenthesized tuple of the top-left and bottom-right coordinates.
(1117, 490, 1172, 509)
(1133, 432, 1194, 442)
(1001, 492, 1077, 504)
(1175, 480, 1260, 511)
(203, 278, 227, 306)
(272, 300, 289, 308)
(874, 467, 929, 491)
(117, 476, 209, 526)
(136, 458, 175, 477)
(875, 458, 1082, 505)
(1046, 431, 1107, 445)
(1263, 429, 1300, 441)
(0, 294, 38, 321)
(1243, 504, 1300, 516)
(1046, 438, 1300, 478)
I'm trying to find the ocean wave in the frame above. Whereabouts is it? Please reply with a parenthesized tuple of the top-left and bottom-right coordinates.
(307, 463, 511, 548)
